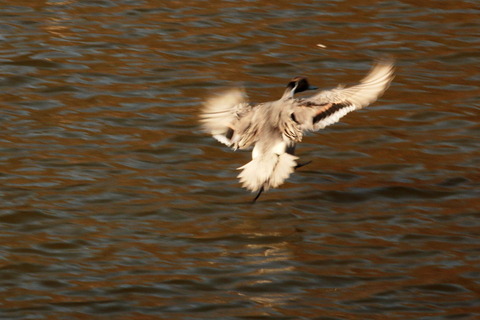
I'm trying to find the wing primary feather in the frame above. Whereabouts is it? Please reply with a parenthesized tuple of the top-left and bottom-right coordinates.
(200, 88, 251, 148)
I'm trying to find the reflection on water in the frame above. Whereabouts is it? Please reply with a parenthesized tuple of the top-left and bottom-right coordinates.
(1, 0, 479, 319)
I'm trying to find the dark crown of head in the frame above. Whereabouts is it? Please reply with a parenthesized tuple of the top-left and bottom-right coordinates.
(286, 76, 310, 94)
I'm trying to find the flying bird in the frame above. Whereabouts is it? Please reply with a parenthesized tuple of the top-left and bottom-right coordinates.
(200, 58, 395, 202)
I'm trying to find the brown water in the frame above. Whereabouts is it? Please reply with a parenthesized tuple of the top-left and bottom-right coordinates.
(1, 0, 479, 319)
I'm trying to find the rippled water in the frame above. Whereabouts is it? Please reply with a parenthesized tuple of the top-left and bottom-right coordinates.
(1, 0, 479, 319)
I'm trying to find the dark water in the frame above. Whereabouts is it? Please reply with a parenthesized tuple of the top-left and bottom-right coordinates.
(1, 0, 479, 319)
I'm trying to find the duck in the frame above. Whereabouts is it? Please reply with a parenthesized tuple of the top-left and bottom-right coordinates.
(200, 58, 395, 202)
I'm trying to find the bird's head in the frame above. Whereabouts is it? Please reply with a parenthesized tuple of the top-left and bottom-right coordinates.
(283, 76, 318, 98)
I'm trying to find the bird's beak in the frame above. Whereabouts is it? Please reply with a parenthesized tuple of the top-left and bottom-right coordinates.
(307, 85, 318, 91)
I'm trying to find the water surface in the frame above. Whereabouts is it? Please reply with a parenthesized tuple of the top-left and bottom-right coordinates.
(0, 0, 479, 319)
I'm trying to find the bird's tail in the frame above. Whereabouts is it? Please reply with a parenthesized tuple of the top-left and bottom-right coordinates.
(237, 152, 298, 192)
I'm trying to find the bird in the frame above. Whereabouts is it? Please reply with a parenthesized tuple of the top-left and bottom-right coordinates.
(200, 58, 395, 202)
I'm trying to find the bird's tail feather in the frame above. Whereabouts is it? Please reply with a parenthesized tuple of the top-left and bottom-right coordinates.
(237, 153, 298, 192)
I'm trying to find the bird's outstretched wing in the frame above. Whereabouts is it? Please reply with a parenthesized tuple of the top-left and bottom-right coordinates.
(200, 88, 254, 149)
(292, 58, 395, 131)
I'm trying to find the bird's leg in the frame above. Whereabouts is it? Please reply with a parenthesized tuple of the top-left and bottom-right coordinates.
(295, 160, 312, 169)
(287, 144, 311, 169)
(252, 186, 264, 203)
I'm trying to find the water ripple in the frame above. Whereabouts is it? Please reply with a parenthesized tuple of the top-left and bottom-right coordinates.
(0, 0, 479, 319)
